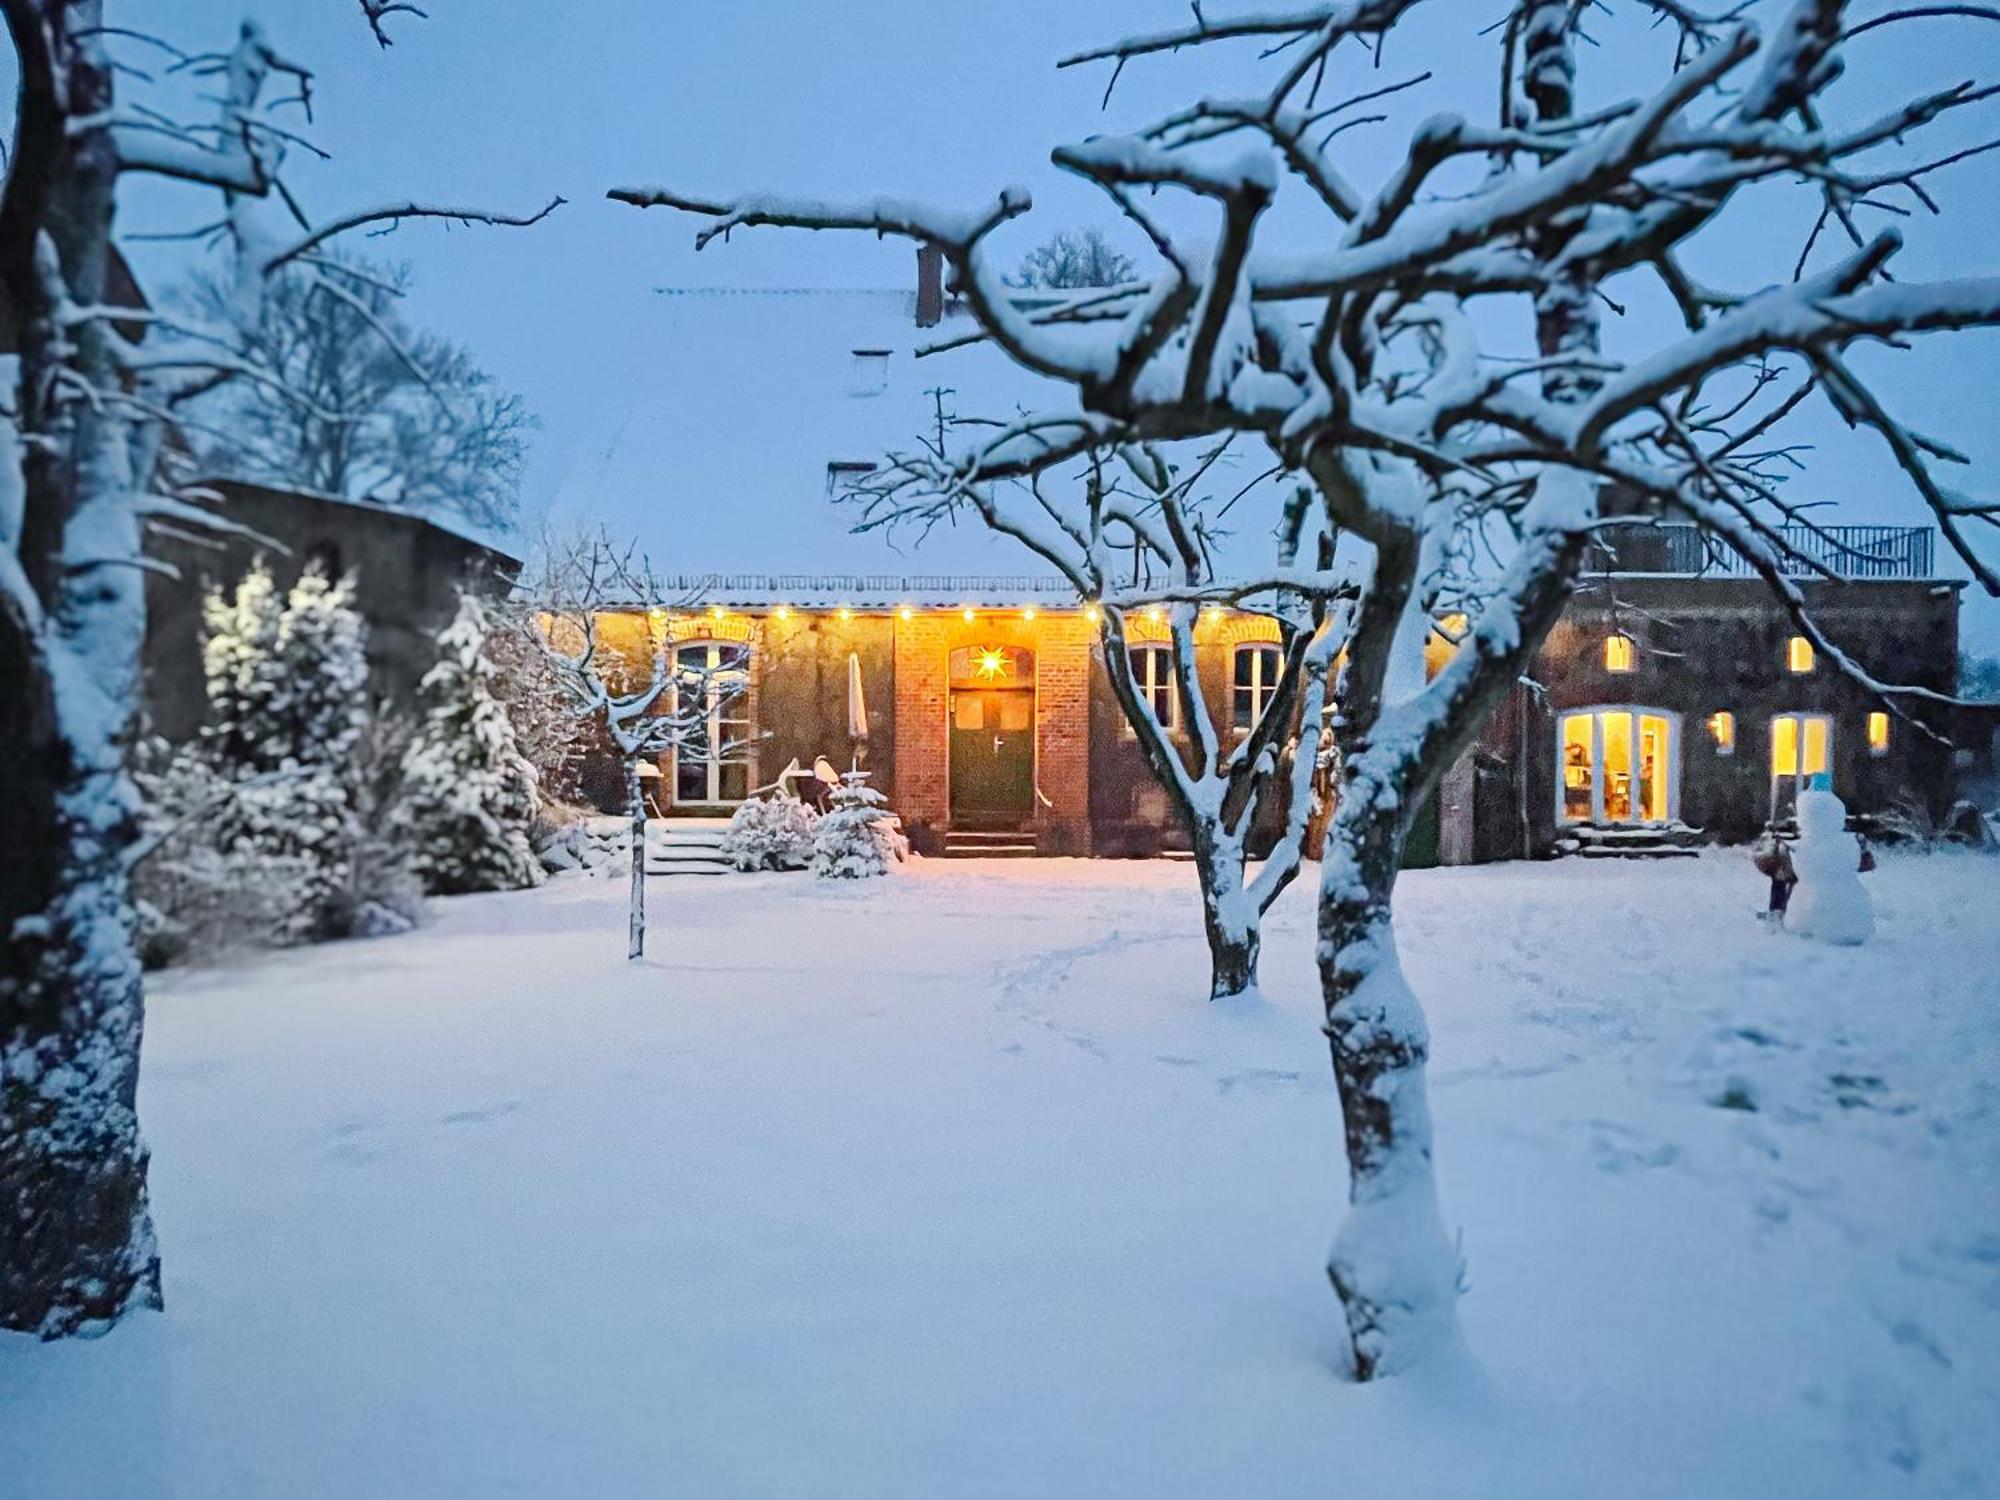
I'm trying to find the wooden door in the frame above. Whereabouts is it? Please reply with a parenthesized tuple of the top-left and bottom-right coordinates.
(949, 688, 1034, 824)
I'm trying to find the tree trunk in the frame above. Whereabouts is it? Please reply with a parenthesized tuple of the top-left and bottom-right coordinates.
(625, 757, 647, 961)
(1193, 831, 1260, 1002)
(1315, 756, 1461, 1380)
(1, 3, 164, 1338)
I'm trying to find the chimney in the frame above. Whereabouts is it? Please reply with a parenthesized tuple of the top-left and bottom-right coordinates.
(915, 244, 944, 328)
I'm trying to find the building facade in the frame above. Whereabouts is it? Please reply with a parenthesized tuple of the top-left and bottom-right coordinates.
(584, 522, 1966, 861)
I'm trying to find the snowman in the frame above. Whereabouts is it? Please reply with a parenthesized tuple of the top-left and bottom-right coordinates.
(1785, 773, 1873, 945)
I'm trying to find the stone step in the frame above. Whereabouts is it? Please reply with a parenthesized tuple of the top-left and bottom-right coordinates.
(1574, 843, 1700, 859)
(942, 829, 1039, 858)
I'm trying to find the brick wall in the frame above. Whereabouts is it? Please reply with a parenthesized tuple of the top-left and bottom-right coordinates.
(893, 614, 951, 846)
(1030, 614, 1093, 855)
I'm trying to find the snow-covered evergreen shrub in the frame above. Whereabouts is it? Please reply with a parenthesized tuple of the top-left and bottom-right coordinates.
(192, 561, 388, 942)
(394, 593, 543, 894)
(721, 794, 818, 871)
(811, 771, 906, 879)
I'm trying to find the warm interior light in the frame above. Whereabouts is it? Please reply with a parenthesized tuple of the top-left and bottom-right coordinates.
(1709, 711, 1736, 753)
(1867, 710, 1890, 754)
(1605, 634, 1635, 672)
(1787, 636, 1814, 673)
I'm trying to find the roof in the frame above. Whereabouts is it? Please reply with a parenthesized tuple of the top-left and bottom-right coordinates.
(197, 475, 524, 568)
(614, 572, 1085, 611)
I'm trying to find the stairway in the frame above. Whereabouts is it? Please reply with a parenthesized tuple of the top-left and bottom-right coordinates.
(941, 828, 1040, 859)
(644, 819, 735, 876)
(1555, 821, 1705, 859)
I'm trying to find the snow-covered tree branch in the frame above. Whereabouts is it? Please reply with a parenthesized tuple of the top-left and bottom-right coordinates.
(614, 0, 1998, 1378)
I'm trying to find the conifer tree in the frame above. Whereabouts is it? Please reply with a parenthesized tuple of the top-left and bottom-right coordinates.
(396, 593, 544, 895)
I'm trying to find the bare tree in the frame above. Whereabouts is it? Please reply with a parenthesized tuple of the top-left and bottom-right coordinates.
(523, 531, 748, 961)
(182, 253, 533, 534)
(615, 0, 1998, 1377)
(0, 6, 554, 1338)
(1010, 226, 1137, 289)
(857, 400, 1347, 1002)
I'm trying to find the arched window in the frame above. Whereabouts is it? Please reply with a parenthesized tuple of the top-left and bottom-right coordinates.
(1558, 707, 1679, 824)
(671, 641, 751, 805)
(1127, 644, 1179, 730)
(1233, 643, 1283, 730)
(1787, 636, 1815, 673)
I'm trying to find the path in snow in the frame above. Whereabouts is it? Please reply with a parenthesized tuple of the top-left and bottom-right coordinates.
(4, 850, 1996, 1498)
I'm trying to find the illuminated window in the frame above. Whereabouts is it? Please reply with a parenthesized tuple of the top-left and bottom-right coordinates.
(1556, 707, 1678, 824)
(1867, 711, 1890, 756)
(1233, 644, 1284, 730)
(1128, 644, 1180, 730)
(1769, 711, 1832, 819)
(1708, 711, 1736, 756)
(670, 641, 751, 805)
(1786, 636, 1815, 674)
(1604, 634, 1636, 673)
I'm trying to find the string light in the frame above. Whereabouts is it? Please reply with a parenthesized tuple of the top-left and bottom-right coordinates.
(1146, 605, 1165, 623)
(837, 606, 854, 622)
(1082, 603, 1101, 623)
(710, 604, 726, 621)
(1022, 606, 1036, 621)
(898, 605, 914, 621)
(773, 605, 791, 621)
(962, 606, 976, 622)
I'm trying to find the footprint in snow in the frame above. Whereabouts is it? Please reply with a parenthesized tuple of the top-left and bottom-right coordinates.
(440, 1099, 525, 1126)
(1216, 1067, 1301, 1097)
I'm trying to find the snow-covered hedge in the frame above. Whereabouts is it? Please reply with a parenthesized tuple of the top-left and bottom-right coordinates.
(720, 795, 819, 871)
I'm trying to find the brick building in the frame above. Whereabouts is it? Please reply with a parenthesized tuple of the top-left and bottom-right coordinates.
(578, 519, 1967, 861)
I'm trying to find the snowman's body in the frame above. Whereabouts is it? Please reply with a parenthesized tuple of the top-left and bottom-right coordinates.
(1785, 786, 1873, 945)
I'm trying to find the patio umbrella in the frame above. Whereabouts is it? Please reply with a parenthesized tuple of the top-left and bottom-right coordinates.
(847, 652, 869, 763)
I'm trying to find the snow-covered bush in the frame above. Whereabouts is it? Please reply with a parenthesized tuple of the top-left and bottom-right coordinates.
(811, 771, 905, 880)
(395, 593, 543, 895)
(183, 560, 415, 945)
(130, 743, 318, 968)
(721, 793, 818, 871)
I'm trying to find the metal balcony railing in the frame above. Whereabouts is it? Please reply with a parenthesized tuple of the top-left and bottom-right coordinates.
(1585, 523, 1935, 580)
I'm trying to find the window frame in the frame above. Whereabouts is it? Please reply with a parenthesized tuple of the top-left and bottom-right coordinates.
(1786, 636, 1816, 674)
(1866, 710, 1891, 757)
(1554, 704, 1682, 826)
(1126, 642, 1181, 734)
(1604, 634, 1636, 673)
(1768, 710, 1834, 819)
(669, 639, 752, 807)
(1232, 643, 1285, 733)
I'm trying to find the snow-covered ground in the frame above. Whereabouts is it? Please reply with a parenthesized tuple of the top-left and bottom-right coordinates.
(5, 851, 1997, 1498)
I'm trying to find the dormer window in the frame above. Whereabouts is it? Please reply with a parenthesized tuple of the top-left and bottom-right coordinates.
(825, 460, 876, 497)
(1604, 634, 1635, 673)
(847, 348, 890, 397)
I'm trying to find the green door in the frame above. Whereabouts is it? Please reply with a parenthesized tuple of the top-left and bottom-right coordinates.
(950, 689, 1035, 825)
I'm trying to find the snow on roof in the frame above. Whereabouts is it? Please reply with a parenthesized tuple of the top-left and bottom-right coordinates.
(606, 572, 1084, 611)
(541, 284, 1080, 578)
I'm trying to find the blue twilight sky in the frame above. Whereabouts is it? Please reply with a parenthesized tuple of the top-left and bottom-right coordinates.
(112, 2, 2000, 647)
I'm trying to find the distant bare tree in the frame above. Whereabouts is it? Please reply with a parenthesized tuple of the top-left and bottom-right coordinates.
(1011, 227, 1136, 289)
(183, 254, 532, 533)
